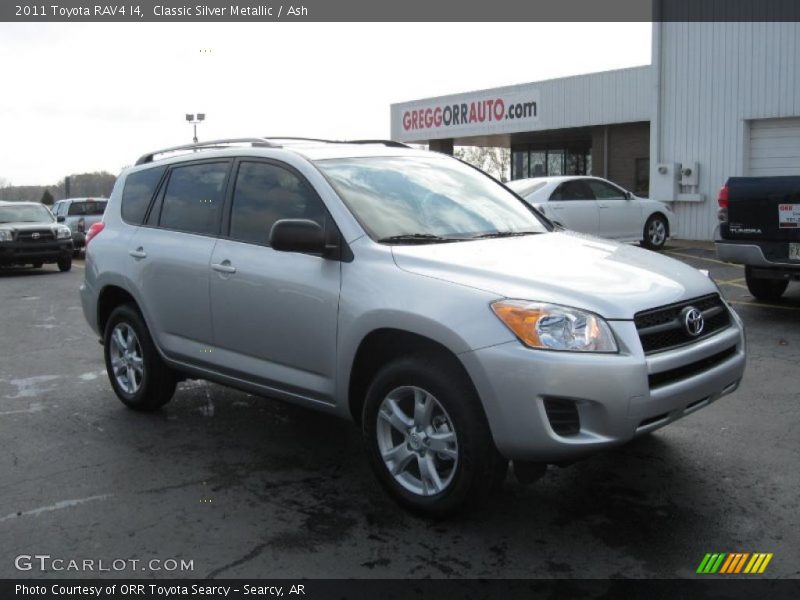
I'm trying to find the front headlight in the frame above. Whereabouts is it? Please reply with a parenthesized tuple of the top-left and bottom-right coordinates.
(491, 300, 618, 353)
(56, 226, 72, 240)
(0, 230, 13, 242)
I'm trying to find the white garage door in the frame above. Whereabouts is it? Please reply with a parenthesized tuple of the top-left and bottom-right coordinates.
(749, 117, 800, 176)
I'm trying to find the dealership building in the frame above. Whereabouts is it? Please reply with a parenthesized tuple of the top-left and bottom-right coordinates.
(391, 22, 800, 240)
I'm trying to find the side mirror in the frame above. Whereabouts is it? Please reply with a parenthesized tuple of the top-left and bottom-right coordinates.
(625, 192, 634, 200)
(269, 219, 326, 255)
(56, 215, 66, 222)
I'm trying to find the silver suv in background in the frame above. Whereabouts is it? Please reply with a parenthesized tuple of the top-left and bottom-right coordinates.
(52, 197, 108, 256)
(80, 138, 746, 515)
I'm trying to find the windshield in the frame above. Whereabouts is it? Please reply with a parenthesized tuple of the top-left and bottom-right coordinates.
(316, 155, 550, 243)
(67, 200, 107, 216)
(507, 180, 547, 198)
(0, 204, 54, 224)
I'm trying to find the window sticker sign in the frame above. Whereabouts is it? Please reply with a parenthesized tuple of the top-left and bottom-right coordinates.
(778, 204, 800, 228)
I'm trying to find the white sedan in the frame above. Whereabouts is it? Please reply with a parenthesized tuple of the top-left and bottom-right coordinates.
(506, 176, 674, 250)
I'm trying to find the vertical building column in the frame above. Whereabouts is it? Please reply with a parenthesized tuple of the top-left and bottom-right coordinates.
(429, 139, 454, 155)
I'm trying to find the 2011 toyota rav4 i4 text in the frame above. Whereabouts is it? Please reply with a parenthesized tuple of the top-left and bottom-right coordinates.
(80, 138, 747, 515)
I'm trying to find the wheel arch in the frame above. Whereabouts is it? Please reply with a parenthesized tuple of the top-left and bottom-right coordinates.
(347, 328, 481, 426)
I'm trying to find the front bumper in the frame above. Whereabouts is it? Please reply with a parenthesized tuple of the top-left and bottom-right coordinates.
(0, 240, 74, 265)
(460, 309, 746, 462)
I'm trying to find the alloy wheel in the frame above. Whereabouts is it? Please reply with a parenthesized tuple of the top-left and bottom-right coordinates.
(109, 323, 144, 394)
(376, 386, 459, 496)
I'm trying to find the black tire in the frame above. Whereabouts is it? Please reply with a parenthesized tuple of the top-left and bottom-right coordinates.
(745, 266, 788, 301)
(57, 255, 72, 272)
(103, 304, 176, 411)
(362, 353, 507, 517)
(642, 214, 668, 250)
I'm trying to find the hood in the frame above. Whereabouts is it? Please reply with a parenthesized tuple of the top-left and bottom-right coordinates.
(391, 231, 717, 319)
(0, 221, 57, 232)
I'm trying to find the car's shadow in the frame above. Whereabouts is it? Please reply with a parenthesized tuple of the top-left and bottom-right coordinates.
(94, 380, 718, 576)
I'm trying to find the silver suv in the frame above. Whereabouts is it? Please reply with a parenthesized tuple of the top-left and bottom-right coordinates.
(80, 138, 746, 515)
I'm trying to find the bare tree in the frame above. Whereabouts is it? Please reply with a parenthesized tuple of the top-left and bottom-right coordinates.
(454, 146, 511, 182)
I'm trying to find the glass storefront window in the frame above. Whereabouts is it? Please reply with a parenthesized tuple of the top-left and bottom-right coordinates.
(529, 151, 546, 177)
(547, 150, 564, 176)
(511, 143, 592, 179)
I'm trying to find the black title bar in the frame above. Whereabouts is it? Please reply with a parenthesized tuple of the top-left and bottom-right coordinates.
(2, 0, 800, 22)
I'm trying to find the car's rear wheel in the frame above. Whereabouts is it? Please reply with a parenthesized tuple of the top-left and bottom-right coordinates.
(362, 354, 507, 517)
(57, 255, 72, 272)
(103, 304, 176, 411)
(745, 266, 788, 301)
(642, 214, 668, 250)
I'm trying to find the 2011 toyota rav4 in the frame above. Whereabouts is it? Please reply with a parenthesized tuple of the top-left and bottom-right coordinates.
(80, 138, 747, 515)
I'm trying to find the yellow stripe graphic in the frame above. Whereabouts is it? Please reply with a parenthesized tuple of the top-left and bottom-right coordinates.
(750, 554, 766, 573)
(744, 554, 759, 573)
(758, 554, 773, 573)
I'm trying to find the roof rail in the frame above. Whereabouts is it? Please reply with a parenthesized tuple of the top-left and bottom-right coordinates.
(134, 137, 412, 166)
(343, 139, 410, 148)
(263, 137, 411, 148)
(134, 138, 279, 165)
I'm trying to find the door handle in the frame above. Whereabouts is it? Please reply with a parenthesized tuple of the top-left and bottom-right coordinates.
(211, 261, 237, 274)
(550, 205, 564, 210)
(129, 247, 147, 259)
(598, 204, 609, 209)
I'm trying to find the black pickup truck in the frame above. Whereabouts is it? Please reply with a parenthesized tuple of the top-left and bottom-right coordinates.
(715, 176, 800, 300)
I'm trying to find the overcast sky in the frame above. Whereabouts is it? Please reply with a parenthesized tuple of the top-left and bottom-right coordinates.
(0, 23, 651, 185)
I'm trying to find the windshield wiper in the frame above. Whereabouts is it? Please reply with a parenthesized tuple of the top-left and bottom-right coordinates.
(377, 233, 464, 244)
(468, 230, 542, 240)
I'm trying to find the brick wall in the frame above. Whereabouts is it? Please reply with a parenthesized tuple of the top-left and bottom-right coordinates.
(591, 122, 650, 193)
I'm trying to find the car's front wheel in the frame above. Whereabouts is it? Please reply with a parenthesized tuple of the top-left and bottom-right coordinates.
(642, 214, 668, 250)
(57, 255, 72, 272)
(103, 304, 176, 411)
(362, 354, 507, 516)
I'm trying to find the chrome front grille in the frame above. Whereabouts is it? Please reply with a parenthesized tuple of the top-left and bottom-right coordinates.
(16, 229, 55, 242)
(635, 294, 731, 354)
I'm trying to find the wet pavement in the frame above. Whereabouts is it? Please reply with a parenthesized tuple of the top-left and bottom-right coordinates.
(1, 245, 798, 579)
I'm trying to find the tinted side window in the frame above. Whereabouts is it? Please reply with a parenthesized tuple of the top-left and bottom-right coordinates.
(122, 166, 167, 224)
(550, 180, 594, 201)
(586, 180, 626, 200)
(160, 162, 229, 235)
(229, 161, 327, 245)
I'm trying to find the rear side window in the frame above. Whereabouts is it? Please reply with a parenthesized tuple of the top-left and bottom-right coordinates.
(229, 161, 327, 245)
(122, 166, 166, 224)
(160, 162, 229, 236)
(67, 200, 106, 216)
(586, 179, 626, 199)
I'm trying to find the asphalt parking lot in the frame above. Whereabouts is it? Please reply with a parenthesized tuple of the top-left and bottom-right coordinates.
(1, 243, 799, 579)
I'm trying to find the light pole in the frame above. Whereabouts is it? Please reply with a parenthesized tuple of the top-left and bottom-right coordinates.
(185, 113, 206, 143)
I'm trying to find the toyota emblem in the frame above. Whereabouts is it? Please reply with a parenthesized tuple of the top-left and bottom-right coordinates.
(31, 232, 40, 240)
(683, 307, 704, 337)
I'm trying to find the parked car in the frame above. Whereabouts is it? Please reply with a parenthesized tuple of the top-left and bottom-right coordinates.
(52, 197, 108, 256)
(715, 176, 800, 300)
(80, 138, 746, 515)
(506, 176, 674, 250)
(0, 201, 74, 271)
